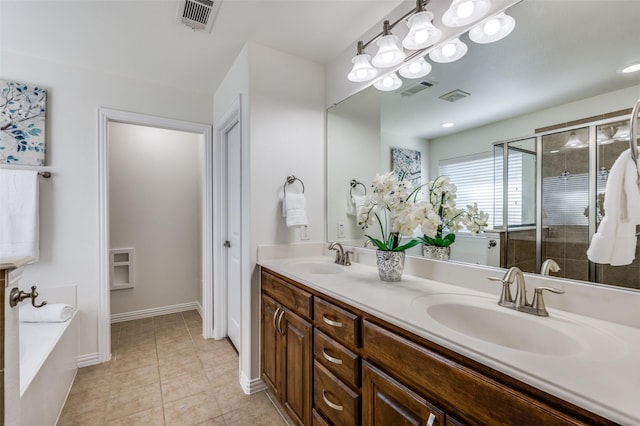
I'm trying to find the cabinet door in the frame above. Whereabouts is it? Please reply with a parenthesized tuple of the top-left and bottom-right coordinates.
(362, 361, 445, 426)
(283, 308, 313, 426)
(261, 294, 284, 400)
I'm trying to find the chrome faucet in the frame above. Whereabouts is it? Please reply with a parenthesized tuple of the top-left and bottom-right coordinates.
(488, 266, 564, 317)
(540, 259, 560, 276)
(328, 242, 352, 266)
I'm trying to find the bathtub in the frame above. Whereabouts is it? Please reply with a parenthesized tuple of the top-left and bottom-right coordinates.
(18, 287, 79, 426)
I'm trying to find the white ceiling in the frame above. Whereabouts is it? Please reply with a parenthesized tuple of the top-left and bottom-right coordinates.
(1, 0, 403, 94)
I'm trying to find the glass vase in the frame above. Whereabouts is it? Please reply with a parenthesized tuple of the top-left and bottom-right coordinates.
(423, 245, 451, 260)
(376, 250, 406, 282)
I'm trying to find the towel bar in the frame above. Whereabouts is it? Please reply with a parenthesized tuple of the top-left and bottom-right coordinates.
(38, 172, 51, 178)
(349, 179, 367, 199)
(284, 175, 304, 194)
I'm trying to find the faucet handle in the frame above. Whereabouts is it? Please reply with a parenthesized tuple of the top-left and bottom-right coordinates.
(488, 276, 514, 307)
(530, 286, 564, 317)
(343, 251, 353, 266)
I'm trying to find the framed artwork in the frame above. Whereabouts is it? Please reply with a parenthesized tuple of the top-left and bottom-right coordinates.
(392, 147, 421, 188)
(0, 79, 47, 166)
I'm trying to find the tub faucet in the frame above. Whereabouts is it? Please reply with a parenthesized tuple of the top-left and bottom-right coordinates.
(540, 259, 560, 276)
(488, 267, 564, 316)
(328, 242, 351, 266)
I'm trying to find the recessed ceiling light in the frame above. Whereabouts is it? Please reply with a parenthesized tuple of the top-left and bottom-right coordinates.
(441, 122, 455, 128)
(618, 62, 640, 74)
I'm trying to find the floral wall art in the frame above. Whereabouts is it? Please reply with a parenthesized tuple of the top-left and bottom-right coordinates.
(391, 147, 421, 188)
(0, 79, 47, 165)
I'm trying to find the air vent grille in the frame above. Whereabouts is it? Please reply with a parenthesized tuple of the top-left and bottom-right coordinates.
(440, 89, 471, 102)
(177, 0, 221, 33)
(397, 79, 439, 96)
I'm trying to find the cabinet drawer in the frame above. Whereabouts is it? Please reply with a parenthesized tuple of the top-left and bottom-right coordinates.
(262, 270, 312, 320)
(314, 360, 360, 426)
(314, 329, 360, 389)
(314, 297, 360, 349)
(312, 409, 331, 426)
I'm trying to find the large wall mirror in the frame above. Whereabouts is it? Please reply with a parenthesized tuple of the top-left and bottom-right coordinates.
(326, 0, 640, 290)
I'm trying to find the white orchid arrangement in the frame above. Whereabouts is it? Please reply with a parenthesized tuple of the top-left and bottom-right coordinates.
(357, 172, 440, 251)
(417, 176, 489, 247)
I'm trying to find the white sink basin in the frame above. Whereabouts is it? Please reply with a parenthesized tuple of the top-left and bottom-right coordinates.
(412, 294, 584, 356)
(288, 260, 345, 275)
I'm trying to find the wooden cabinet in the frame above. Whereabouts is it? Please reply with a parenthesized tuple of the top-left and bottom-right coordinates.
(261, 270, 313, 426)
(260, 267, 614, 426)
(362, 361, 444, 426)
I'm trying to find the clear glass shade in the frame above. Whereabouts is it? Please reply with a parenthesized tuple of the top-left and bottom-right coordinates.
(347, 53, 378, 82)
(402, 11, 442, 50)
(372, 35, 406, 68)
(442, 0, 491, 27)
(429, 38, 468, 63)
(373, 73, 402, 91)
(469, 13, 516, 44)
(398, 58, 432, 79)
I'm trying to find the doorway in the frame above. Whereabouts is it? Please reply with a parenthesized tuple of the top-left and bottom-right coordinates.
(98, 108, 213, 363)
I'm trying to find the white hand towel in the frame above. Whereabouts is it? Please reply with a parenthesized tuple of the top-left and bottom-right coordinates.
(346, 194, 366, 217)
(282, 193, 308, 228)
(0, 169, 39, 262)
(587, 149, 640, 265)
(20, 303, 75, 323)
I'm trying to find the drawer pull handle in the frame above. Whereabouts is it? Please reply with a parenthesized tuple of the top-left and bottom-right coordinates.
(322, 315, 343, 328)
(322, 390, 344, 412)
(276, 309, 286, 335)
(322, 348, 343, 365)
(427, 413, 436, 426)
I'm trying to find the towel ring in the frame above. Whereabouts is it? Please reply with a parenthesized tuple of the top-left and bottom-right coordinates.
(284, 175, 305, 194)
(630, 98, 640, 162)
(349, 179, 367, 199)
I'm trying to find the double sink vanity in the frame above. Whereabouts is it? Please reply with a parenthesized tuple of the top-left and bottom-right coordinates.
(258, 243, 639, 425)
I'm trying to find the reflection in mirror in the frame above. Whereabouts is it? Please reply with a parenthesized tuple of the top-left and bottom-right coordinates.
(326, 0, 640, 291)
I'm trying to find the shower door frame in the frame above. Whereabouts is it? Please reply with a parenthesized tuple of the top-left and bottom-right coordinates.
(535, 112, 632, 283)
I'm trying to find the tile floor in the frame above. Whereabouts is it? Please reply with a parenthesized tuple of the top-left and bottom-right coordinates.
(58, 310, 289, 425)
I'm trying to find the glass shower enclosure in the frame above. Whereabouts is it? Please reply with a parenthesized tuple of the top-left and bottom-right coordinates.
(495, 114, 639, 289)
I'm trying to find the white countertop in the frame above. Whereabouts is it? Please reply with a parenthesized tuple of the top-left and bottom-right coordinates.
(259, 254, 640, 425)
(0, 256, 33, 270)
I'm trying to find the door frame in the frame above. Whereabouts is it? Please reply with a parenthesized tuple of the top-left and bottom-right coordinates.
(97, 108, 213, 363)
(213, 95, 241, 341)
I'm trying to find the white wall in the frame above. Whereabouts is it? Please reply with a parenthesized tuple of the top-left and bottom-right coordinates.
(428, 84, 640, 179)
(109, 123, 201, 315)
(1, 50, 213, 359)
(214, 42, 325, 386)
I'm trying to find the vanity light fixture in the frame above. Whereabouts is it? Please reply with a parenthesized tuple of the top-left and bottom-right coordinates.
(347, 41, 378, 82)
(371, 21, 406, 68)
(399, 57, 432, 79)
(442, 0, 491, 27)
(346, 0, 516, 91)
(564, 131, 587, 149)
(403, 10, 442, 50)
(373, 72, 403, 91)
(429, 38, 468, 63)
(468, 12, 515, 44)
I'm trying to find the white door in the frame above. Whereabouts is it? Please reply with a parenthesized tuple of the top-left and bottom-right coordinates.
(225, 121, 242, 350)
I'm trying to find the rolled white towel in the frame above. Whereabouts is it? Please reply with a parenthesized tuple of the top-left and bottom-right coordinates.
(20, 303, 75, 323)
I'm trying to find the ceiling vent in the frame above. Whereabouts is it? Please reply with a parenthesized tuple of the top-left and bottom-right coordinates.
(396, 79, 439, 97)
(440, 89, 471, 102)
(176, 0, 222, 33)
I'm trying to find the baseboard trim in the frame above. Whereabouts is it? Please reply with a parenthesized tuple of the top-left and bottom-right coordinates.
(197, 301, 204, 318)
(240, 371, 267, 394)
(77, 352, 101, 368)
(110, 302, 200, 323)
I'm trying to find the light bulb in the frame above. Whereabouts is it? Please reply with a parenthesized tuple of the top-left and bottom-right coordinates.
(469, 13, 516, 44)
(442, 0, 491, 27)
(373, 72, 402, 91)
(398, 58, 432, 79)
(372, 35, 406, 68)
(456, 1, 475, 18)
(442, 44, 456, 58)
(429, 38, 467, 63)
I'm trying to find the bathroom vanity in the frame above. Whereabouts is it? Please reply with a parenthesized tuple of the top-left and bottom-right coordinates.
(259, 249, 638, 425)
